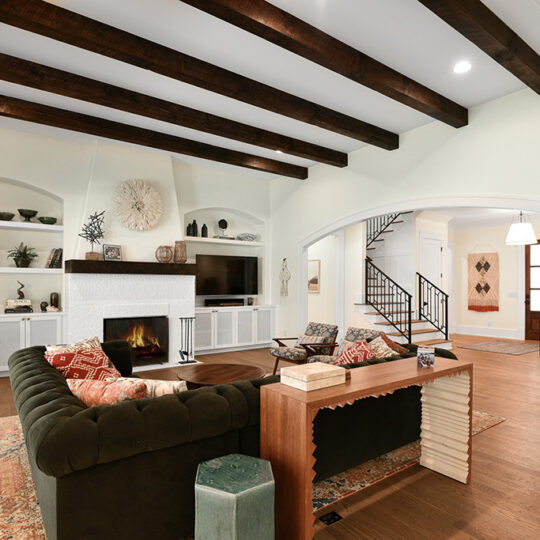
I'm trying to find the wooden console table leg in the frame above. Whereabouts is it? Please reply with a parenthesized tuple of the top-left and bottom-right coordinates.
(261, 390, 316, 540)
(419, 369, 472, 483)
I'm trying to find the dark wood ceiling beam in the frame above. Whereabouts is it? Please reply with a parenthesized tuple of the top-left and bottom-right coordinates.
(180, 0, 468, 128)
(417, 0, 540, 93)
(0, 0, 398, 150)
(0, 94, 307, 179)
(0, 53, 346, 167)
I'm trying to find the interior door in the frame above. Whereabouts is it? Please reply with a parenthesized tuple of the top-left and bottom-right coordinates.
(419, 233, 443, 287)
(525, 241, 540, 340)
(419, 233, 444, 318)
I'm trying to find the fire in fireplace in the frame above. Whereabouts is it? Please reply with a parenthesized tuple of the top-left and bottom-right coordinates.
(104, 316, 168, 365)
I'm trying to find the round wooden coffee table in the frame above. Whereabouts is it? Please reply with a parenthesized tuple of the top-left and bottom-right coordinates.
(177, 363, 266, 389)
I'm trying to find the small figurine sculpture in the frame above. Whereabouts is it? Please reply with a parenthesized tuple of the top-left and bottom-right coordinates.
(17, 281, 25, 299)
(40, 301, 48, 312)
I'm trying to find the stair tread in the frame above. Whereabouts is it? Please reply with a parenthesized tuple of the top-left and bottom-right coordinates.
(363, 310, 411, 315)
(381, 229, 394, 233)
(375, 320, 422, 326)
(414, 339, 452, 346)
(388, 328, 439, 337)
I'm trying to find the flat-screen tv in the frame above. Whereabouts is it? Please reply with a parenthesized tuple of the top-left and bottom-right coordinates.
(196, 255, 258, 295)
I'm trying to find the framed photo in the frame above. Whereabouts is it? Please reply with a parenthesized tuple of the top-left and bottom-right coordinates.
(103, 244, 122, 261)
(307, 259, 320, 294)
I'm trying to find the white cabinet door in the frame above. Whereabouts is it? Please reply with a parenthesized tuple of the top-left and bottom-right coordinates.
(255, 307, 273, 344)
(26, 315, 62, 348)
(0, 318, 25, 369)
(215, 309, 235, 348)
(195, 311, 214, 351)
(237, 309, 255, 346)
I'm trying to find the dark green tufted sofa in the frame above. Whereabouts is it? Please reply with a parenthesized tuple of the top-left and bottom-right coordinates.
(9, 342, 277, 540)
(8, 341, 457, 539)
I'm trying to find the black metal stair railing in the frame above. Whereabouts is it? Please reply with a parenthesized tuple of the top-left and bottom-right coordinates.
(365, 258, 412, 343)
(366, 212, 401, 247)
(417, 273, 449, 340)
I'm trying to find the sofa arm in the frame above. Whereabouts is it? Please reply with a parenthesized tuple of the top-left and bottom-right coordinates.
(8, 346, 267, 478)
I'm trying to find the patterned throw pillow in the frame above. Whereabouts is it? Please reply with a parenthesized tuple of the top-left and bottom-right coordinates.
(46, 337, 101, 354)
(295, 334, 325, 347)
(45, 347, 121, 380)
(67, 378, 147, 407)
(108, 377, 187, 397)
(377, 332, 409, 355)
(333, 340, 375, 365)
(335, 340, 355, 357)
(369, 336, 399, 359)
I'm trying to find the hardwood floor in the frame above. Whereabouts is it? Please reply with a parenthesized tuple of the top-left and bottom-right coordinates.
(1, 335, 539, 538)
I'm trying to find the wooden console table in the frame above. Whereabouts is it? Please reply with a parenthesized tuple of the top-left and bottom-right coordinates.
(260, 357, 473, 539)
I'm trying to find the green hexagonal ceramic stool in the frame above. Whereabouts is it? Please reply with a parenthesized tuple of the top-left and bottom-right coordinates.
(195, 453, 274, 540)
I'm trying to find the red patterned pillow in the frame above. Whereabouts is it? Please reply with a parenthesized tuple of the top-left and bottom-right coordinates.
(67, 379, 147, 407)
(45, 347, 121, 381)
(333, 340, 375, 365)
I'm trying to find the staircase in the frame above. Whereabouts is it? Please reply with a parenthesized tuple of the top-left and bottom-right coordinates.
(360, 212, 452, 350)
(366, 211, 412, 251)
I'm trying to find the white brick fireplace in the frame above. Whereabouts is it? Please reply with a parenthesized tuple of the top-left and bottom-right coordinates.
(65, 270, 195, 371)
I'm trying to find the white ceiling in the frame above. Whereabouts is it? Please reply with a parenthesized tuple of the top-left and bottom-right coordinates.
(428, 207, 540, 231)
(0, 0, 538, 177)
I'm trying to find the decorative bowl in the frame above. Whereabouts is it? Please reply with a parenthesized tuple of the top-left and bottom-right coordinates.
(0, 212, 15, 221)
(18, 209, 38, 222)
(38, 217, 57, 225)
(237, 233, 258, 242)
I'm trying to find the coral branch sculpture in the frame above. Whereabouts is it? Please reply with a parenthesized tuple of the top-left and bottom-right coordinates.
(79, 211, 106, 252)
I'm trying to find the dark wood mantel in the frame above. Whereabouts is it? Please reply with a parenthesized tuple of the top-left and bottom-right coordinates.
(64, 259, 197, 275)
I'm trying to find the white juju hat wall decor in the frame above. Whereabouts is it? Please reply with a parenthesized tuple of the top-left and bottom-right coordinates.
(115, 180, 163, 231)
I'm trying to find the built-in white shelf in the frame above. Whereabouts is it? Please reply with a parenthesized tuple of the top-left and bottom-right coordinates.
(0, 267, 63, 274)
(0, 311, 64, 318)
(0, 221, 64, 233)
(185, 237, 264, 247)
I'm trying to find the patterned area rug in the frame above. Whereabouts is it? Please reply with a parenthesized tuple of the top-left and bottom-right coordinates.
(313, 410, 505, 511)
(0, 416, 47, 539)
(0, 412, 505, 538)
(459, 340, 538, 355)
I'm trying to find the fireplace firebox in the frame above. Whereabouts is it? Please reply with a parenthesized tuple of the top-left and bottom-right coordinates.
(104, 316, 168, 365)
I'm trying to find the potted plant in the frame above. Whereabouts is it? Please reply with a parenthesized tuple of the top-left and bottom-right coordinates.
(79, 211, 106, 260)
(7, 242, 38, 268)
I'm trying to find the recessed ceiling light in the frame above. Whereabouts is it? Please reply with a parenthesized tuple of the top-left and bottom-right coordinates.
(275, 150, 283, 154)
(453, 60, 472, 74)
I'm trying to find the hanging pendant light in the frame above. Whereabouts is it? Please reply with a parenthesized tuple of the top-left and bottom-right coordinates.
(505, 211, 537, 245)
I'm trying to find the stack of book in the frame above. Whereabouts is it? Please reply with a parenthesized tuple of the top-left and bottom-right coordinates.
(45, 248, 63, 268)
(5, 299, 33, 313)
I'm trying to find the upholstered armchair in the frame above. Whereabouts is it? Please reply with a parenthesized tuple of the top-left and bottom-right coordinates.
(270, 322, 339, 375)
(307, 327, 382, 364)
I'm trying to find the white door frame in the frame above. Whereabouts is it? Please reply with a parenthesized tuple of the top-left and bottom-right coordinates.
(298, 196, 538, 335)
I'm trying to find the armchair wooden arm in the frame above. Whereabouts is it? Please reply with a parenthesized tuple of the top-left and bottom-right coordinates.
(298, 341, 337, 357)
(273, 337, 299, 347)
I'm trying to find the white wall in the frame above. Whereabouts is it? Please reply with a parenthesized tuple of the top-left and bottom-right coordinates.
(0, 130, 272, 310)
(450, 222, 539, 339)
(307, 235, 335, 324)
(271, 89, 540, 336)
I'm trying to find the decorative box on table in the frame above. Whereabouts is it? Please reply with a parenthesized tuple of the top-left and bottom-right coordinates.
(280, 362, 346, 391)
